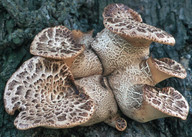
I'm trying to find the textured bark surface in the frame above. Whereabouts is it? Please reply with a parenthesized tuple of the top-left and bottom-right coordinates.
(0, 0, 192, 137)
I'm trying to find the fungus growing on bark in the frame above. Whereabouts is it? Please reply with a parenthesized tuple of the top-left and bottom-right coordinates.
(91, 3, 175, 75)
(108, 56, 188, 122)
(30, 26, 85, 66)
(3, 3, 189, 132)
(4, 56, 95, 130)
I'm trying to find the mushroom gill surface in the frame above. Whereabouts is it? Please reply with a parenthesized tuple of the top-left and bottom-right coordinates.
(4, 56, 94, 130)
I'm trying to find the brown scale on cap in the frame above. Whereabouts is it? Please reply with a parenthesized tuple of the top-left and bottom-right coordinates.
(103, 3, 175, 47)
(92, 3, 176, 75)
(4, 56, 94, 130)
(103, 3, 143, 23)
(30, 26, 85, 66)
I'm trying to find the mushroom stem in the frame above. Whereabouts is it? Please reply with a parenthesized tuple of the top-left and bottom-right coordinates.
(91, 28, 149, 75)
(70, 30, 103, 78)
(132, 100, 169, 123)
(147, 57, 187, 84)
(104, 114, 127, 131)
(75, 75, 118, 127)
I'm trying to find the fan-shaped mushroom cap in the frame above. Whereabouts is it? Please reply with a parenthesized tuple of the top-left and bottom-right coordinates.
(104, 114, 127, 131)
(147, 57, 187, 84)
(143, 85, 189, 121)
(91, 28, 149, 75)
(103, 3, 175, 47)
(75, 75, 118, 126)
(30, 26, 85, 66)
(4, 56, 94, 130)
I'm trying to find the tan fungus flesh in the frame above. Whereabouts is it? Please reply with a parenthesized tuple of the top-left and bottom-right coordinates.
(4, 56, 94, 130)
(70, 49, 103, 78)
(70, 30, 103, 78)
(152, 57, 187, 79)
(103, 3, 175, 47)
(75, 75, 118, 126)
(30, 26, 85, 60)
(147, 57, 187, 84)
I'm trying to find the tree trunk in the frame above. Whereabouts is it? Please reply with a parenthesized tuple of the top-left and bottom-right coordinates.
(0, 0, 192, 136)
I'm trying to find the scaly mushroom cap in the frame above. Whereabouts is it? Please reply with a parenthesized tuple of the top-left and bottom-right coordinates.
(147, 57, 187, 84)
(143, 84, 189, 121)
(75, 75, 118, 126)
(4, 56, 94, 130)
(30, 26, 85, 60)
(103, 3, 175, 47)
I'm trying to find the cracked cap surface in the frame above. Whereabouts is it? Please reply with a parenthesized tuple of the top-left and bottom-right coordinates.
(30, 26, 85, 60)
(4, 56, 94, 130)
(103, 3, 175, 46)
(143, 84, 189, 120)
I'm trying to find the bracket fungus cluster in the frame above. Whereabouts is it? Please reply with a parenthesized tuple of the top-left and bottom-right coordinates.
(4, 3, 189, 131)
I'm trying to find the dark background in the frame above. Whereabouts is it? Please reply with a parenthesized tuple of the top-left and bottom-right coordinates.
(0, 0, 192, 137)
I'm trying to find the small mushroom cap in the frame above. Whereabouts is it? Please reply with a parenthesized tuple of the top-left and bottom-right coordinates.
(143, 84, 189, 120)
(150, 57, 187, 79)
(4, 56, 94, 130)
(30, 26, 85, 60)
(103, 3, 175, 46)
(115, 117, 127, 131)
(104, 113, 127, 131)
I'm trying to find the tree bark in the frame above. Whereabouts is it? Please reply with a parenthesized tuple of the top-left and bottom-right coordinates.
(0, 0, 192, 136)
